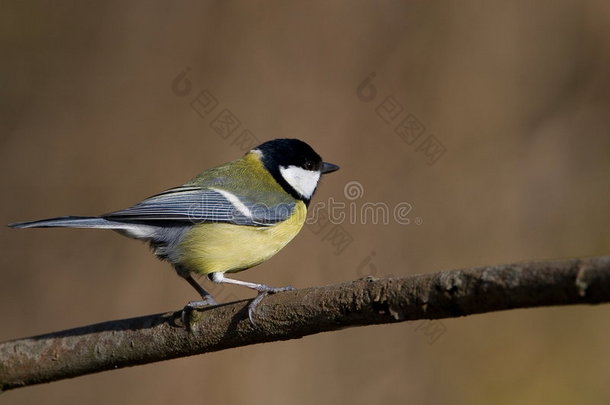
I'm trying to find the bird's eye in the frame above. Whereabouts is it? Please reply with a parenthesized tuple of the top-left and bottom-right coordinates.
(303, 161, 314, 170)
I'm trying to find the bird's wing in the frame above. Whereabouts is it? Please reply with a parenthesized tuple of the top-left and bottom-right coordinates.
(103, 186, 296, 226)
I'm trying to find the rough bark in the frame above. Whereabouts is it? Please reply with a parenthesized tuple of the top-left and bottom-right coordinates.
(1, 256, 609, 392)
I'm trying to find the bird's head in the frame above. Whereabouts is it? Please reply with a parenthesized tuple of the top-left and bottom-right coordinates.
(252, 138, 339, 203)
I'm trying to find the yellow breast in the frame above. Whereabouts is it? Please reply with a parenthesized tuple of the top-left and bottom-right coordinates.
(177, 201, 307, 274)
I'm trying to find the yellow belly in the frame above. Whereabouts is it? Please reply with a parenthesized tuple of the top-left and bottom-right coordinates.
(177, 201, 306, 274)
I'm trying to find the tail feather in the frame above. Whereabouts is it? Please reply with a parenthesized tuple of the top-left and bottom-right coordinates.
(10, 216, 123, 229)
(9, 216, 159, 240)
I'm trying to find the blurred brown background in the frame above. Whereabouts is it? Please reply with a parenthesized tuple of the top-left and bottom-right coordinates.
(2, 1, 610, 404)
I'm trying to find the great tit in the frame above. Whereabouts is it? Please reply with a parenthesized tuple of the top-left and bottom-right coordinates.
(10, 138, 339, 322)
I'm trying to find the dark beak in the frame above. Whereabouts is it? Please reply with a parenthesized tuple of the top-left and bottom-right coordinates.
(321, 162, 340, 174)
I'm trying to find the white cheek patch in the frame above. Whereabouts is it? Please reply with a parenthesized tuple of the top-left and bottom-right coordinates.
(279, 165, 321, 199)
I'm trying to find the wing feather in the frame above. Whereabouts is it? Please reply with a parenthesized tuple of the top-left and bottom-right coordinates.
(103, 187, 294, 226)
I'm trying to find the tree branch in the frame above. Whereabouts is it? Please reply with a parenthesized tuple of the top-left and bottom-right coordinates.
(2, 256, 610, 391)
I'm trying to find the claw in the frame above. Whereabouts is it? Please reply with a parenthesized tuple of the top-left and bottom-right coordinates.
(181, 297, 218, 330)
(247, 286, 295, 325)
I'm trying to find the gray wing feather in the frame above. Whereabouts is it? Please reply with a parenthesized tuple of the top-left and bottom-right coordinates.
(103, 187, 295, 226)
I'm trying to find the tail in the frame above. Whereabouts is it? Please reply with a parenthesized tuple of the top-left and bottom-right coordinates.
(10, 216, 124, 229)
(9, 216, 159, 240)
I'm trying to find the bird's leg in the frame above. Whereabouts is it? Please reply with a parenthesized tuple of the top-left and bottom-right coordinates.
(184, 274, 218, 307)
(181, 274, 218, 328)
(209, 272, 295, 324)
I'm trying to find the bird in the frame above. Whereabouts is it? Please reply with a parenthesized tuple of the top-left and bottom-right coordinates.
(9, 138, 339, 324)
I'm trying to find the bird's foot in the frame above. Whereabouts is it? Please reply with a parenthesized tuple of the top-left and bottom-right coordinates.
(248, 285, 296, 325)
(181, 296, 219, 330)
